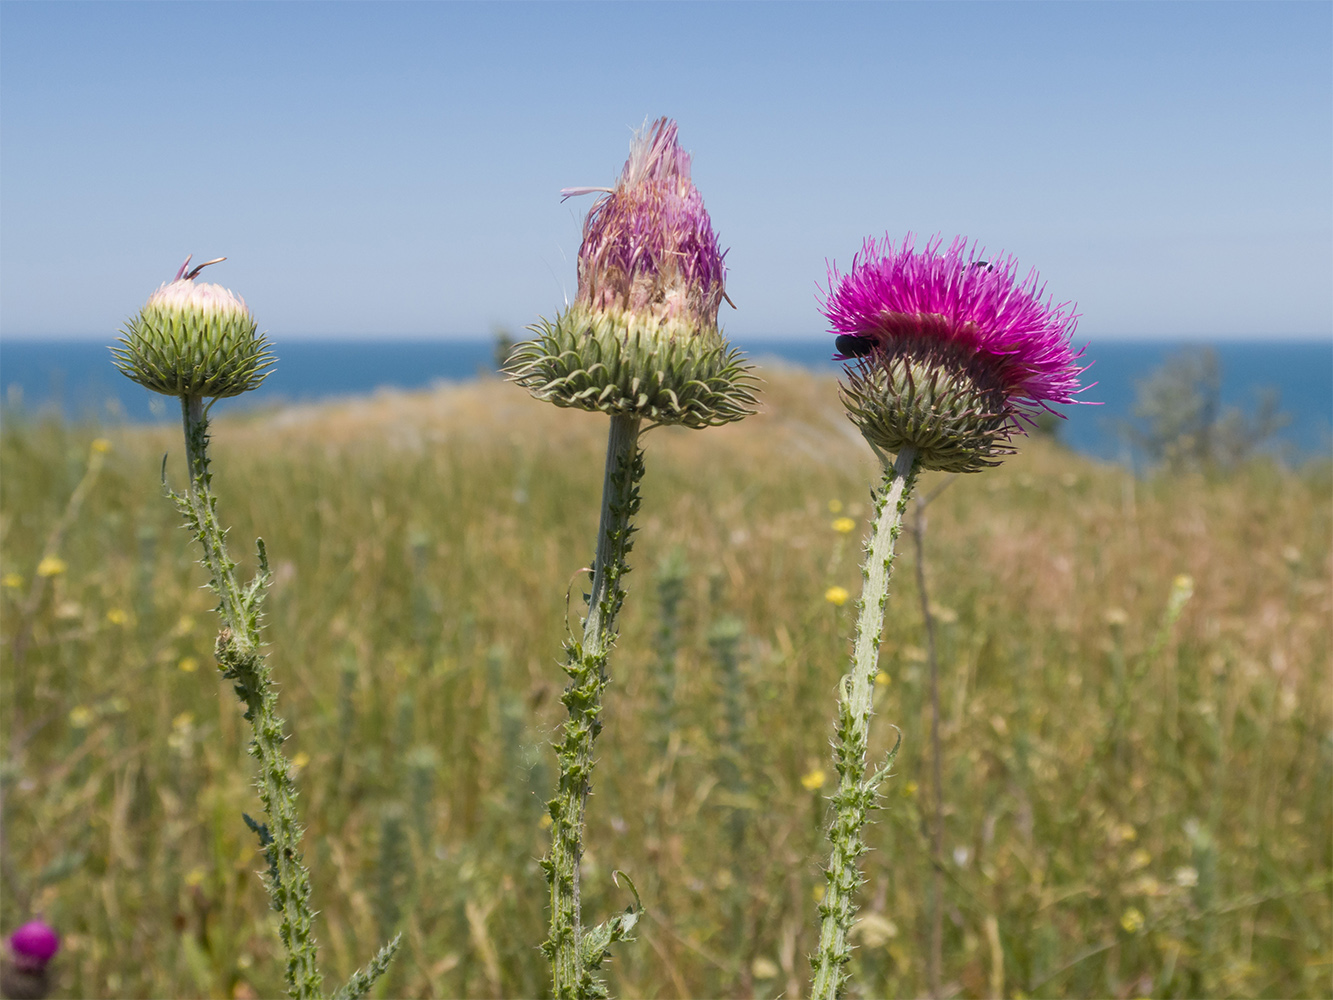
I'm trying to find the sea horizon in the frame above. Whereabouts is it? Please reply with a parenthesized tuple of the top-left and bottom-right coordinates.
(3, 336, 1330, 464)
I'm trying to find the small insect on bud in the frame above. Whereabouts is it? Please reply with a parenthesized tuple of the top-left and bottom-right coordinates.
(112, 256, 275, 399)
(824, 234, 1088, 472)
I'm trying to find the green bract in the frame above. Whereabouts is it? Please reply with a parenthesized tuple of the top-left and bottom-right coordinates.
(839, 338, 1017, 473)
(112, 285, 274, 399)
(506, 305, 757, 429)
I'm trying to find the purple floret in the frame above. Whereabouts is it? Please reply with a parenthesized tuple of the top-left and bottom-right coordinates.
(569, 118, 728, 329)
(9, 921, 59, 970)
(822, 234, 1089, 414)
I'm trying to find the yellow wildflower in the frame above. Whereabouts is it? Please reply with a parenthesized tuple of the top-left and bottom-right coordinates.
(36, 556, 67, 578)
(90, 438, 112, 454)
(875, 671, 891, 686)
(825, 586, 850, 607)
(827, 499, 844, 514)
(812, 883, 826, 903)
(290, 751, 310, 772)
(801, 768, 827, 791)
(68, 706, 93, 728)
(2, 573, 22, 589)
(178, 656, 199, 673)
(831, 516, 856, 534)
(106, 608, 128, 625)
(1109, 822, 1137, 844)
(1120, 907, 1145, 934)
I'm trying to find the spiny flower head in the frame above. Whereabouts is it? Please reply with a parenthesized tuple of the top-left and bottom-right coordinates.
(568, 117, 727, 334)
(507, 119, 755, 427)
(824, 234, 1088, 472)
(112, 256, 275, 398)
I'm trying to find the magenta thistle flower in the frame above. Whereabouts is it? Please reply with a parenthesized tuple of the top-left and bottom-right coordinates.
(7, 923, 58, 971)
(823, 234, 1088, 472)
(2, 921, 59, 1000)
(568, 117, 728, 332)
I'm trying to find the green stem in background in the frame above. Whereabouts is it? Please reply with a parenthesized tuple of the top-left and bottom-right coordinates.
(10, 438, 109, 669)
(650, 550, 688, 766)
(174, 395, 399, 1000)
(542, 413, 645, 1000)
(909, 478, 956, 999)
(812, 446, 918, 1000)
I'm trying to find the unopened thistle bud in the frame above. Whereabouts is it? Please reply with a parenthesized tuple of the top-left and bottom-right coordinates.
(508, 118, 757, 428)
(825, 235, 1087, 472)
(112, 256, 274, 398)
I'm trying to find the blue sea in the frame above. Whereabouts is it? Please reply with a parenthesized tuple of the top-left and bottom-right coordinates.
(2, 337, 1329, 464)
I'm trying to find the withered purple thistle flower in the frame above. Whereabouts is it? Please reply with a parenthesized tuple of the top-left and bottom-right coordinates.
(509, 118, 756, 428)
(571, 118, 728, 331)
(511, 118, 755, 998)
(824, 234, 1088, 472)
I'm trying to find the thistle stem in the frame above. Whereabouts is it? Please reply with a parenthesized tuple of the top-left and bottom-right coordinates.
(812, 445, 918, 1000)
(177, 394, 325, 1000)
(545, 413, 644, 999)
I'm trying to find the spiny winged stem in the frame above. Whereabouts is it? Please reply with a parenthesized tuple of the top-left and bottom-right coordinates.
(543, 413, 645, 999)
(175, 395, 399, 1000)
(812, 446, 918, 1000)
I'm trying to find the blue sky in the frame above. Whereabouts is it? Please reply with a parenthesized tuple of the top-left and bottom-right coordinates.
(1, 1, 1329, 342)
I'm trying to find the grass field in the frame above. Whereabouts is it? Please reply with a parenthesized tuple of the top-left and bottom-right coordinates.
(2, 366, 1329, 999)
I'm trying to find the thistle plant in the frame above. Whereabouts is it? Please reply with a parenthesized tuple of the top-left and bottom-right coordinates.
(1, 920, 59, 1000)
(509, 118, 757, 999)
(810, 234, 1087, 998)
(111, 257, 399, 1000)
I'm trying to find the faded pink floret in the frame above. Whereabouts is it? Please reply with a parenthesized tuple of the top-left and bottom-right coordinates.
(9, 921, 59, 970)
(144, 255, 249, 319)
(567, 118, 727, 329)
(823, 234, 1088, 412)
(147, 279, 250, 318)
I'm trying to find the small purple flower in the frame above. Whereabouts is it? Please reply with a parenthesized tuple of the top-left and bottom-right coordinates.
(823, 234, 1089, 472)
(2, 920, 58, 1000)
(7, 923, 58, 972)
(567, 117, 728, 332)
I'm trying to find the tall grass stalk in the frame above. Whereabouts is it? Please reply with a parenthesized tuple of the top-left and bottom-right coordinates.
(812, 445, 917, 999)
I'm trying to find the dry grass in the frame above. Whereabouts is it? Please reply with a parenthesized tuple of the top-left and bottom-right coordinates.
(2, 366, 1329, 998)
